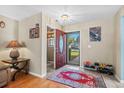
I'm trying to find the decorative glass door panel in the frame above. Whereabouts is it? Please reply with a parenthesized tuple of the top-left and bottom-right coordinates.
(59, 35, 64, 53)
(56, 29, 66, 69)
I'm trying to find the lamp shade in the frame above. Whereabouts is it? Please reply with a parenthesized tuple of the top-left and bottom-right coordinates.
(6, 40, 22, 48)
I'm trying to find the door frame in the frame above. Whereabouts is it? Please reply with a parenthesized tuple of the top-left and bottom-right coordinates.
(46, 25, 56, 73)
(66, 30, 81, 67)
(121, 16, 124, 80)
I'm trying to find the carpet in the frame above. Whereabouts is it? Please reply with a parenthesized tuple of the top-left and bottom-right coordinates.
(47, 66, 106, 88)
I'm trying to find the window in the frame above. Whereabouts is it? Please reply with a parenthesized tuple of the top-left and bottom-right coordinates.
(48, 38, 54, 47)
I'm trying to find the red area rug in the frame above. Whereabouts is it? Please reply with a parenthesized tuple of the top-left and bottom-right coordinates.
(47, 66, 106, 88)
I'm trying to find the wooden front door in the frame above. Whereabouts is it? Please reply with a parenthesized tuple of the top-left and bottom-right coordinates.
(56, 29, 66, 69)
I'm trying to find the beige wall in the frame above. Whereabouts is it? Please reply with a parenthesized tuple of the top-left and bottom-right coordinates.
(0, 15, 18, 60)
(41, 13, 62, 76)
(18, 13, 42, 75)
(17, 7, 124, 80)
(64, 18, 115, 66)
(114, 6, 124, 80)
(18, 12, 61, 76)
(1, 9, 121, 79)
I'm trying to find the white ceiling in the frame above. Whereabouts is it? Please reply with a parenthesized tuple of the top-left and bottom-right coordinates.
(0, 5, 121, 25)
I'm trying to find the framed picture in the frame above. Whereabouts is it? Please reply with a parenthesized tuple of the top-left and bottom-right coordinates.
(35, 24, 39, 38)
(29, 24, 39, 39)
(89, 26, 101, 42)
(0, 21, 5, 28)
(29, 28, 35, 39)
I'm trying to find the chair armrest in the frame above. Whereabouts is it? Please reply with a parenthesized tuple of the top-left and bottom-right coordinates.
(0, 62, 10, 70)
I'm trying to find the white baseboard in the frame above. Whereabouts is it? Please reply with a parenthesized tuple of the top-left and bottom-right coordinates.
(29, 72, 46, 78)
(120, 80, 124, 83)
(41, 73, 47, 78)
(115, 74, 124, 83)
(115, 74, 120, 82)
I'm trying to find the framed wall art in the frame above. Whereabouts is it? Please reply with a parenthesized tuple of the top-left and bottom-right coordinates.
(89, 26, 101, 42)
(29, 23, 39, 39)
(0, 21, 5, 29)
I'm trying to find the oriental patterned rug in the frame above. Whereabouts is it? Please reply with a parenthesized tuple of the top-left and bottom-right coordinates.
(47, 66, 106, 88)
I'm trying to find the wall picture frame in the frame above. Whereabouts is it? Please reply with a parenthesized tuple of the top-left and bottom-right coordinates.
(0, 21, 5, 29)
(29, 23, 39, 39)
(89, 26, 101, 42)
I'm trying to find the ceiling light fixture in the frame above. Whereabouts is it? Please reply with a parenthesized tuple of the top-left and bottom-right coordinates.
(61, 14, 69, 21)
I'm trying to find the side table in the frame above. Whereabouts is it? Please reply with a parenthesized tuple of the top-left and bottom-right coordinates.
(2, 58, 30, 81)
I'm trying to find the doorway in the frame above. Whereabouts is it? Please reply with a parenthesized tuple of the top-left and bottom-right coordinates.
(47, 26, 55, 73)
(66, 31, 80, 66)
(47, 27, 67, 73)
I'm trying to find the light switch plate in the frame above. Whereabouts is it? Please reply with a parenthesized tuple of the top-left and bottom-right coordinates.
(88, 45, 91, 48)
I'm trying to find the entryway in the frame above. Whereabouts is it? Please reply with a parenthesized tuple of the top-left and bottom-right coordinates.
(47, 27, 80, 74)
(47, 26, 55, 73)
(66, 31, 80, 66)
(47, 26, 67, 73)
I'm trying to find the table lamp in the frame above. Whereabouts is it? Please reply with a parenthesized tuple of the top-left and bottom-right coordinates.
(6, 40, 22, 60)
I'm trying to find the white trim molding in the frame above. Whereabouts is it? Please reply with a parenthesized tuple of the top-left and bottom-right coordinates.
(115, 74, 124, 83)
(120, 80, 124, 83)
(115, 74, 120, 82)
(29, 72, 46, 78)
(41, 73, 47, 78)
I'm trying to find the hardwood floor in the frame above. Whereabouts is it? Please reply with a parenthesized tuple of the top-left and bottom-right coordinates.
(5, 73, 70, 88)
(4, 65, 124, 88)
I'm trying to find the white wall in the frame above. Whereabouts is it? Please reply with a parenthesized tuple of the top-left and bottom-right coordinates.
(64, 18, 115, 66)
(114, 6, 124, 80)
(0, 15, 18, 60)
